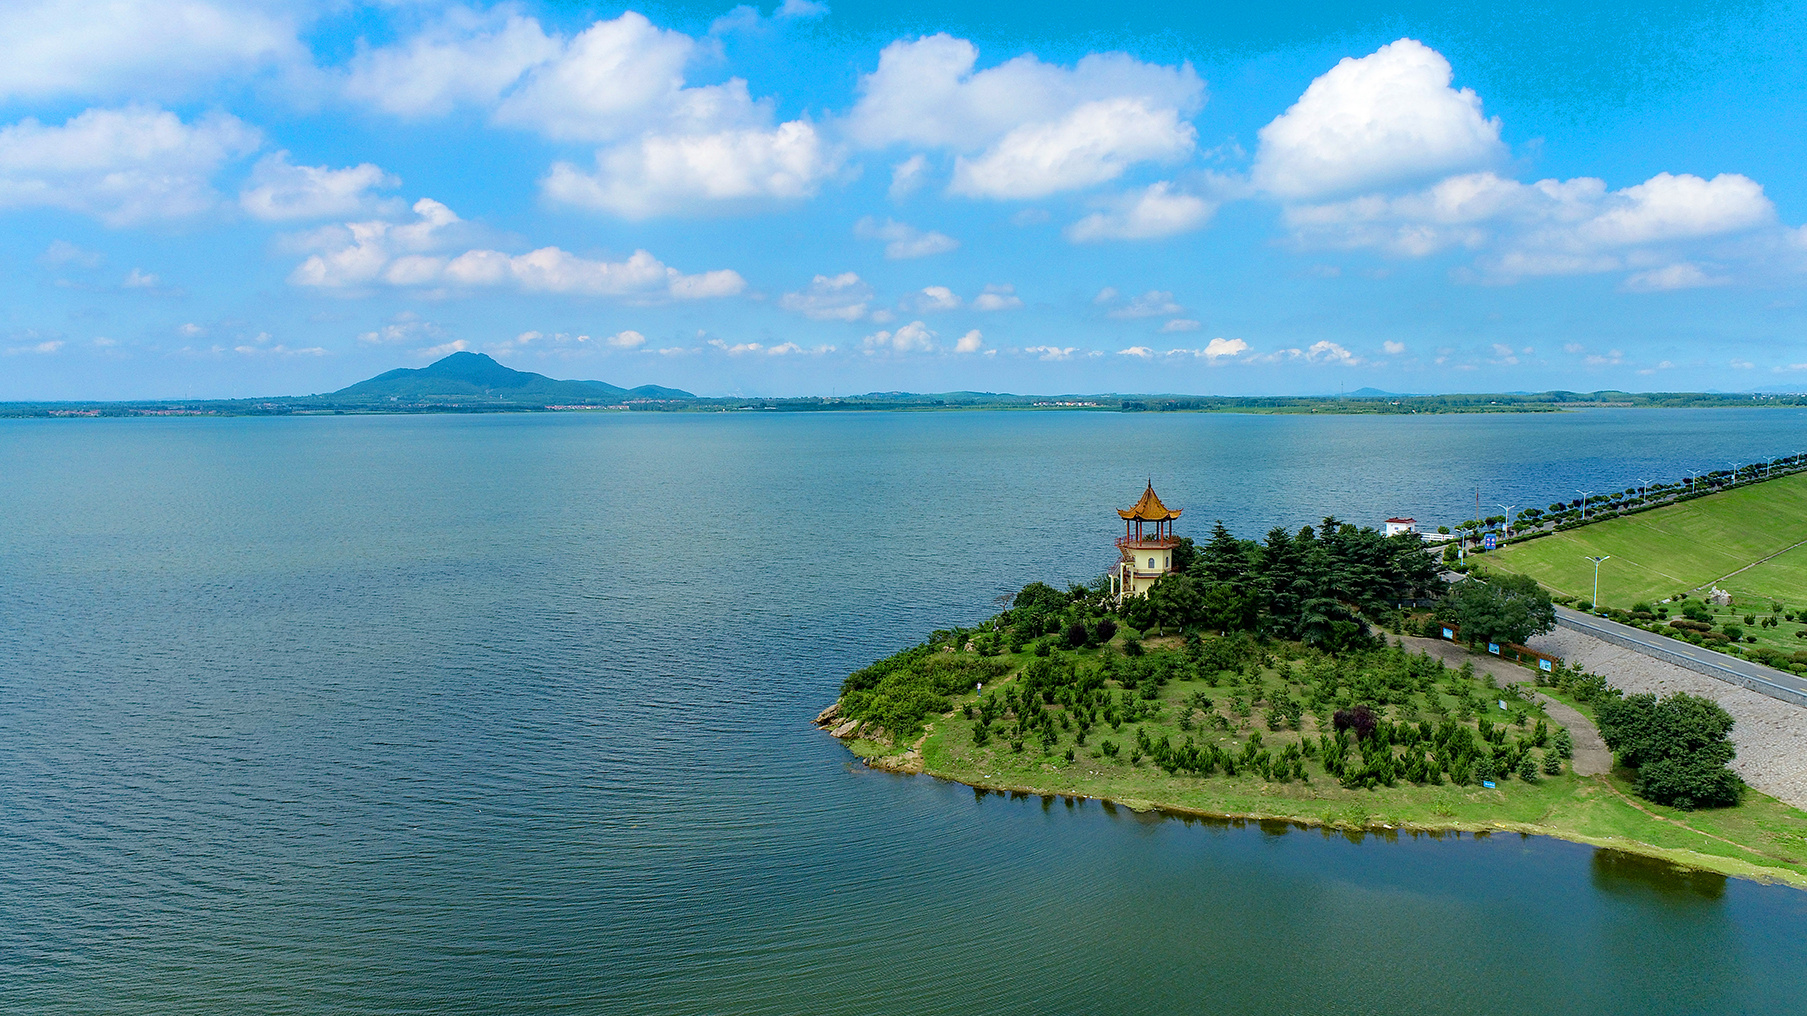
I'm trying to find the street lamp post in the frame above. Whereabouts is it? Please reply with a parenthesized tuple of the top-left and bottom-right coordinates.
(1497, 504, 1517, 537)
(1584, 555, 1610, 612)
(1576, 489, 1594, 521)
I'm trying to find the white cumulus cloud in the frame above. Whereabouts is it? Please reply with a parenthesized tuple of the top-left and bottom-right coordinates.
(1253, 39, 1504, 202)
(1119, 337, 1247, 362)
(849, 35, 1202, 149)
(349, 11, 838, 218)
(972, 283, 1022, 311)
(781, 272, 874, 320)
(0, 0, 304, 102)
(954, 329, 984, 353)
(239, 151, 398, 221)
(910, 285, 962, 311)
(864, 319, 937, 353)
(1622, 262, 1725, 292)
(1067, 180, 1215, 241)
(855, 217, 960, 259)
(889, 153, 930, 198)
(1106, 290, 1184, 319)
(950, 99, 1195, 200)
(0, 105, 259, 225)
(289, 198, 743, 301)
(544, 120, 836, 218)
(1285, 170, 1775, 284)
(344, 8, 564, 119)
(851, 34, 1202, 200)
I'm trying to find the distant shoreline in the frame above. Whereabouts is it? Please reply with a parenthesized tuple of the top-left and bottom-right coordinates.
(5, 393, 1806, 419)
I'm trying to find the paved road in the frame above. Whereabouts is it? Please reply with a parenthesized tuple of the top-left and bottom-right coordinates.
(1552, 606, 1807, 706)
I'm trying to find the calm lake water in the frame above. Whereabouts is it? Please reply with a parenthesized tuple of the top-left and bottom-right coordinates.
(5, 408, 1807, 1015)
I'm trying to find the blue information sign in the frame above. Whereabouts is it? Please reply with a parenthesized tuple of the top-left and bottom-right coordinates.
(1483, 532, 1498, 550)
(1539, 659, 1553, 672)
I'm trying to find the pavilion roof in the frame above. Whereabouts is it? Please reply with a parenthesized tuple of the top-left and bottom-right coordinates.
(1118, 482, 1181, 521)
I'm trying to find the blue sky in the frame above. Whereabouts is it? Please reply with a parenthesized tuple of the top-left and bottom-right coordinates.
(3, 0, 1806, 399)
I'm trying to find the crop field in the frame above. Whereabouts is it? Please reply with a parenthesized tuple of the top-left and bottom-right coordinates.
(1483, 472, 1807, 609)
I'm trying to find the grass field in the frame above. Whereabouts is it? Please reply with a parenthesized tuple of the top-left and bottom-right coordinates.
(1482, 471, 1807, 610)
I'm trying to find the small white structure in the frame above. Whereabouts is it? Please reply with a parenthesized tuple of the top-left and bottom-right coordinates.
(1383, 517, 1418, 537)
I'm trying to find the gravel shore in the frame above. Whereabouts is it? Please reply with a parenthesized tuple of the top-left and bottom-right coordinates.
(1529, 627, 1807, 810)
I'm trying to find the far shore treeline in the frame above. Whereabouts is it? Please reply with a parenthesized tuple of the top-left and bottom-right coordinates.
(6, 351, 1807, 417)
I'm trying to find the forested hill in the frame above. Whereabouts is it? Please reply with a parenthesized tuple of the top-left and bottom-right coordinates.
(327, 352, 694, 405)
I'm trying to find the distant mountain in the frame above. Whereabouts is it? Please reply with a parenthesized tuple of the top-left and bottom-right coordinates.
(329, 352, 693, 404)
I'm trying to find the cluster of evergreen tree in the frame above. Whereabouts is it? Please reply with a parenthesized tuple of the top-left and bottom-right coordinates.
(965, 653, 1175, 754)
(1534, 664, 1743, 809)
(1433, 571, 1557, 647)
(1595, 692, 1743, 809)
(838, 647, 1010, 738)
(1121, 518, 1444, 650)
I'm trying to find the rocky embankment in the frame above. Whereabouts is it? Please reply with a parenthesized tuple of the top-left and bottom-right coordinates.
(813, 702, 924, 773)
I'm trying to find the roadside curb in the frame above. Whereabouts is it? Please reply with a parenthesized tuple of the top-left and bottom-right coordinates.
(1555, 609, 1807, 710)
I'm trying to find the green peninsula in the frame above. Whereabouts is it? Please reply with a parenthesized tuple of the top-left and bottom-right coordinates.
(821, 509, 1807, 887)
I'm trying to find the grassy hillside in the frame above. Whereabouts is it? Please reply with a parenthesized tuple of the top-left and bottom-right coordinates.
(1483, 472, 1807, 608)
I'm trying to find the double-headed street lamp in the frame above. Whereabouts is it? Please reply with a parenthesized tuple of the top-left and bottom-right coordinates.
(1576, 489, 1595, 520)
(1497, 504, 1517, 536)
(1584, 555, 1610, 612)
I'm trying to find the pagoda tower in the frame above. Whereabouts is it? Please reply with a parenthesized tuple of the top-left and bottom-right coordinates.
(1113, 482, 1182, 602)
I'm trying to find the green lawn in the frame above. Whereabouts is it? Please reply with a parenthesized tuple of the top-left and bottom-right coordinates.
(1483, 472, 1807, 609)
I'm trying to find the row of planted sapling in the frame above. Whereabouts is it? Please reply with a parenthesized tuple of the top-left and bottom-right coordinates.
(950, 633, 1574, 790)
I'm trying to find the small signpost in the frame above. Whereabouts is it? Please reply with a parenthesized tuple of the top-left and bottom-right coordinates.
(1442, 627, 1455, 640)
(1482, 780, 1497, 789)
(1483, 532, 1498, 550)
(1487, 642, 1500, 655)
(1539, 659, 1553, 672)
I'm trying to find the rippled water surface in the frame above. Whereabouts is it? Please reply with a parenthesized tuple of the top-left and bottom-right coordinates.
(5, 409, 1807, 1015)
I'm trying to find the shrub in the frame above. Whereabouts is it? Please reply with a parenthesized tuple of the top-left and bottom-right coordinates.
(1100, 739, 1120, 758)
(1552, 727, 1574, 759)
(1332, 704, 1378, 740)
(839, 647, 1011, 738)
(1595, 692, 1743, 809)
(1065, 621, 1091, 649)
(1123, 638, 1145, 657)
(1517, 754, 1539, 782)
(1722, 624, 1744, 641)
(1093, 617, 1118, 644)
(1543, 752, 1563, 776)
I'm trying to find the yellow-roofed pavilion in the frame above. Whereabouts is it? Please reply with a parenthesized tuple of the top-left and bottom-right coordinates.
(1112, 482, 1181, 602)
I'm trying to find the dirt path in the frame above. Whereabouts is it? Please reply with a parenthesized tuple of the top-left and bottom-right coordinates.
(1396, 635, 1612, 776)
(1529, 627, 1807, 810)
